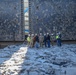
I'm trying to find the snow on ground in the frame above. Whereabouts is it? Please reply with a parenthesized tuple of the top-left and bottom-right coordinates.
(0, 44, 76, 75)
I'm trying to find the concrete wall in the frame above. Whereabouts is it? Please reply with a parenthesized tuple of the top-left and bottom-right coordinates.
(29, 0, 76, 40)
(0, 0, 24, 41)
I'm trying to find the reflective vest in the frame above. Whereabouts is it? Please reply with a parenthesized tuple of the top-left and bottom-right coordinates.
(56, 35, 59, 39)
(27, 37, 31, 42)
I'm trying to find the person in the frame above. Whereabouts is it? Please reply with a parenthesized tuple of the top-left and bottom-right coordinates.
(30, 34, 34, 48)
(58, 32, 62, 46)
(56, 33, 61, 46)
(51, 33, 55, 46)
(27, 34, 31, 47)
(43, 33, 47, 47)
(58, 32, 61, 39)
(34, 34, 40, 48)
(46, 33, 51, 48)
(33, 34, 36, 47)
(39, 33, 44, 47)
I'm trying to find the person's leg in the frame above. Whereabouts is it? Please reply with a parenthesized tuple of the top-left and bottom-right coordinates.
(35, 42, 39, 48)
(28, 42, 30, 47)
(47, 40, 50, 48)
(27, 42, 29, 46)
(59, 39, 61, 46)
(31, 41, 33, 48)
(35, 42, 37, 48)
(45, 41, 47, 47)
(51, 41, 53, 46)
(33, 41, 35, 47)
(30, 42, 31, 47)
(41, 41, 43, 48)
(44, 41, 46, 47)
(60, 39, 62, 46)
(40, 42, 41, 47)
(57, 39, 59, 46)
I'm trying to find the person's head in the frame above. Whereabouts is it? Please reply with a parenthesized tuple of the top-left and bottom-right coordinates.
(31, 34, 34, 36)
(28, 34, 30, 37)
(56, 33, 59, 36)
(47, 33, 49, 35)
(58, 32, 61, 35)
(44, 33, 46, 36)
(35, 33, 37, 36)
(40, 33, 42, 36)
(51, 33, 54, 36)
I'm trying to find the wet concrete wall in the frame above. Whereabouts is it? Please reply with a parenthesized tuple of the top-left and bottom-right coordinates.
(29, 0, 76, 40)
(0, 0, 24, 41)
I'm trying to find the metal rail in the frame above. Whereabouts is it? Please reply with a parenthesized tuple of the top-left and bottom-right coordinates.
(0, 41, 26, 48)
(0, 40, 76, 48)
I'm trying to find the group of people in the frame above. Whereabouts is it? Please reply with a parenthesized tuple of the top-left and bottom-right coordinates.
(26, 33, 62, 48)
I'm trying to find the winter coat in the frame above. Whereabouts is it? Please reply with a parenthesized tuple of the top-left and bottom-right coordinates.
(44, 35, 47, 42)
(35, 35, 39, 42)
(27, 36, 31, 42)
(46, 35, 50, 41)
(39, 35, 44, 43)
(56, 35, 59, 39)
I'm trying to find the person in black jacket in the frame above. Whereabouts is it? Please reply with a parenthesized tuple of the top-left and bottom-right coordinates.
(43, 34, 47, 47)
(46, 33, 51, 48)
(35, 34, 39, 42)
